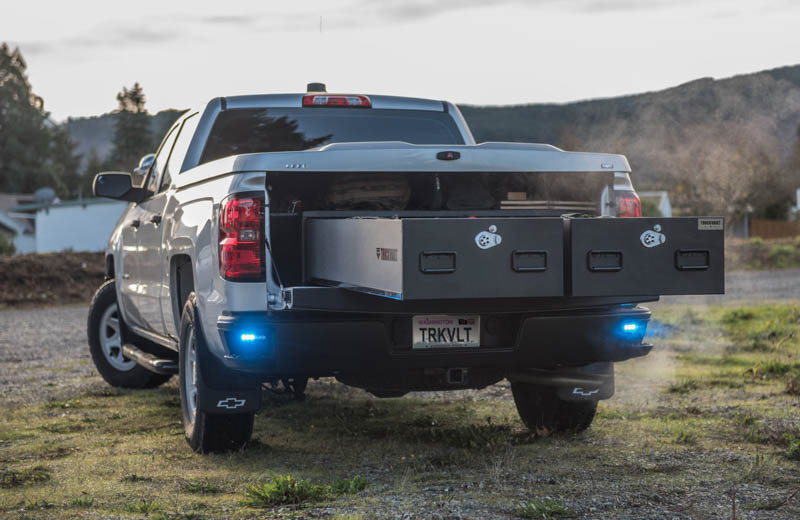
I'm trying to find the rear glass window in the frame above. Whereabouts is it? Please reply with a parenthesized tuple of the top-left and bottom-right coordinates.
(200, 108, 464, 164)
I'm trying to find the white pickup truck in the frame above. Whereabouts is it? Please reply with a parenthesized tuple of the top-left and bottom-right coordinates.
(89, 84, 724, 453)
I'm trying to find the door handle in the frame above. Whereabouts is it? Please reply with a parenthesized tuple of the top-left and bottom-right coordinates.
(130, 219, 141, 229)
(150, 215, 162, 225)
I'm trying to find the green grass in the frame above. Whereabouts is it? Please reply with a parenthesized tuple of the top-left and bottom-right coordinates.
(182, 478, 222, 494)
(122, 499, 160, 514)
(243, 475, 330, 507)
(515, 498, 572, 519)
(330, 475, 368, 496)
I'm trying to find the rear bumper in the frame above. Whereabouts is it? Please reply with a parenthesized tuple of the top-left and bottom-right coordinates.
(211, 305, 652, 378)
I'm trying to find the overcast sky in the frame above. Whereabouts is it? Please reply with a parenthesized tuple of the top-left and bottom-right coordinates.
(4, 0, 800, 121)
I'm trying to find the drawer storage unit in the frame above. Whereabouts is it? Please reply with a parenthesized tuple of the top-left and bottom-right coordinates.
(569, 217, 724, 296)
(306, 217, 564, 300)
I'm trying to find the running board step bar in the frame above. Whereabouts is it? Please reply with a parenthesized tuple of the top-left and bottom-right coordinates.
(122, 344, 178, 375)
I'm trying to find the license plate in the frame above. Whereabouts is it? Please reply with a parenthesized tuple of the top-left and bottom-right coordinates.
(412, 315, 480, 349)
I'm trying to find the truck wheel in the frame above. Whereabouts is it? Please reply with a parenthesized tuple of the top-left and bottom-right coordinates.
(87, 280, 172, 389)
(179, 293, 254, 453)
(511, 382, 597, 434)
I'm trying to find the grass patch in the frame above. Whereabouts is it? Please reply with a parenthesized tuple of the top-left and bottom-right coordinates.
(783, 433, 800, 461)
(0, 430, 35, 444)
(39, 420, 85, 434)
(243, 475, 329, 507)
(122, 500, 160, 514)
(672, 425, 697, 445)
(68, 495, 94, 508)
(122, 473, 154, 483)
(667, 379, 699, 394)
(515, 498, 573, 519)
(182, 479, 222, 494)
(747, 360, 800, 378)
(0, 466, 51, 488)
(42, 399, 81, 410)
(330, 475, 368, 496)
(243, 474, 368, 508)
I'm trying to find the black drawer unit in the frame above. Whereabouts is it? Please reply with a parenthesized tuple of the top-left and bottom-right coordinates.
(569, 217, 725, 296)
(306, 217, 564, 300)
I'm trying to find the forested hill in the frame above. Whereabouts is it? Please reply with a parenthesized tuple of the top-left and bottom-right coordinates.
(62, 64, 800, 217)
(65, 109, 184, 167)
(460, 64, 800, 217)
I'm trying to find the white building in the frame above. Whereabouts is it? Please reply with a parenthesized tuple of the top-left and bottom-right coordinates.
(637, 190, 673, 218)
(0, 193, 36, 254)
(8, 198, 127, 253)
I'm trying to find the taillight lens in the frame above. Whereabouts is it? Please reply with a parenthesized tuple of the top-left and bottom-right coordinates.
(219, 194, 263, 280)
(302, 95, 371, 108)
(616, 192, 642, 218)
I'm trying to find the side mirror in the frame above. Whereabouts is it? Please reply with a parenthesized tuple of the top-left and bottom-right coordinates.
(93, 172, 151, 203)
(131, 153, 156, 188)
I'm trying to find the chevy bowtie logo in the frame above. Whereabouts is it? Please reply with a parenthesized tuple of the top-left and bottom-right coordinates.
(217, 397, 246, 409)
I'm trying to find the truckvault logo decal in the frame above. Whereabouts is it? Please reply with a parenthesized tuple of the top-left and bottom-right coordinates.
(217, 398, 246, 409)
(376, 248, 398, 261)
(640, 224, 666, 248)
(698, 217, 723, 230)
(475, 225, 502, 250)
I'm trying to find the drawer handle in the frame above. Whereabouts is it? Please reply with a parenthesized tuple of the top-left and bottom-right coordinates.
(588, 250, 623, 272)
(675, 249, 710, 271)
(512, 250, 547, 272)
(419, 251, 456, 274)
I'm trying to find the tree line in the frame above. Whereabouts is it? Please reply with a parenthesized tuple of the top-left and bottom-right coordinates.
(0, 43, 167, 199)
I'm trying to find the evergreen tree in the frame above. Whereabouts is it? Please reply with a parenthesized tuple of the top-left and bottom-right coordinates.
(0, 42, 77, 195)
(82, 148, 105, 198)
(106, 83, 153, 172)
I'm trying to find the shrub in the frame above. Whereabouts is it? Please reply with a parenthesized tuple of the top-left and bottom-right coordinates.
(784, 433, 800, 461)
(0, 233, 14, 256)
(767, 245, 795, 268)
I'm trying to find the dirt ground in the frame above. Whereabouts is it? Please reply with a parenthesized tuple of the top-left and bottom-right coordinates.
(0, 252, 104, 309)
(1, 302, 799, 519)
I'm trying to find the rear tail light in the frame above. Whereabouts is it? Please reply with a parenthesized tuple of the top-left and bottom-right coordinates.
(302, 95, 371, 108)
(219, 194, 264, 281)
(616, 192, 642, 218)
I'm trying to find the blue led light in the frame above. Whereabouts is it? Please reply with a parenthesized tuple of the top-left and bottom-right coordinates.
(240, 333, 257, 341)
(623, 323, 638, 332)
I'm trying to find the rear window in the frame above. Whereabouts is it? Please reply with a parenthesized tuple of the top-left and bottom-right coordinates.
(200, 107, 464, 164)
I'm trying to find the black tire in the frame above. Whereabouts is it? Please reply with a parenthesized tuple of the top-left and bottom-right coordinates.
(179, 292, 254, 453)
(511, 382, 597, 434)
(87, 280, 172, 389)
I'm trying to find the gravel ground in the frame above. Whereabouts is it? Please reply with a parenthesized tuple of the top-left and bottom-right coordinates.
(0, 305, 99, 407)
(662, 268, 800, 305)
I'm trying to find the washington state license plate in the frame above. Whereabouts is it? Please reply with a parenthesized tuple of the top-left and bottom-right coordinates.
(412, 315, 480, 349)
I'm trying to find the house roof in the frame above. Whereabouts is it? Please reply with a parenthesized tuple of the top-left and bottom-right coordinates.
(0, 193, 35, 234)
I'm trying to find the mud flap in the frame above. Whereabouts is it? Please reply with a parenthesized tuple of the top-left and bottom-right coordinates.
(557, 362, 615, 402)
(194, 320, 262, 414)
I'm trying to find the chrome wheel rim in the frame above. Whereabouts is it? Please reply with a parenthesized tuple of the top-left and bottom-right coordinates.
(184, 327, 198, 423)
(99, 303, 136, 372)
